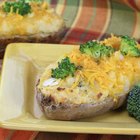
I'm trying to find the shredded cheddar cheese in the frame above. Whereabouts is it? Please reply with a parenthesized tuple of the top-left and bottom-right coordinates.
(100, 34, 121, 50)
(38, 36, 140, 104)
(68, 48, 140, 97)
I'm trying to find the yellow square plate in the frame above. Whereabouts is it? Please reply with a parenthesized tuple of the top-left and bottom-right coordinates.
(0, 43, 140, 134)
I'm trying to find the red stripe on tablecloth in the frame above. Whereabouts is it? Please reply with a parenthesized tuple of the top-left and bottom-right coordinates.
(88, 134, 102, 140)
(10, 131, 38, 140)
(62, 0, 94, 44)
(63, 0, 109, 44)
(82, 0, 109, 41)
(99, 135, 114, 140)
(0, 128, 11, 140)
(123, 0, 138, 11)
(135, 0, 140, 10)
(63, 28, 100, 44)
(135, 135, 140, 140)
(50, 0, 57, 8)
(128, 0, 139, 11)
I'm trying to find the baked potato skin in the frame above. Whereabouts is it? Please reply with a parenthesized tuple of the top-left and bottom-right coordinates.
(36, 88, 127, 120)
(0, 27, 66, 58)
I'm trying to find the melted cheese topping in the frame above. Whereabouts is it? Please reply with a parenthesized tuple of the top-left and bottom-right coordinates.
(68, 50, 140, 95)
(100, 34, 121, 50)
(38, 48, 140, 104)
(38, 36, 140, 104)
(0, 2, 65, 37)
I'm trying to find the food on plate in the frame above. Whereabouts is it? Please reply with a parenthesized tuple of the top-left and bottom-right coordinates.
(79, 40, 115, 60)
(0, 0, 65, 48)
(120, 36, 140, 56)
(127, 84, 140, 122)
(36, 35, 140, 120)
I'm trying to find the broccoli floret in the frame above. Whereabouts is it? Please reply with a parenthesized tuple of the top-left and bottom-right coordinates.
(80, 41, 114, 59)
(51, 57, 77, 79)
(127, 85, 140, 122)
(120, 36, 140, 56)
(3, 0, 31, 16)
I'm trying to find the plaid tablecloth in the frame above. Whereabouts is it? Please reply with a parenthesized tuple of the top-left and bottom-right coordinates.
(0, 0, 140, 139)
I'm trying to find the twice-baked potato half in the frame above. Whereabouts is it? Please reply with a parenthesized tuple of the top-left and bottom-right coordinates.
(36, 35, 140, 120)
(0, 0, 65, 49)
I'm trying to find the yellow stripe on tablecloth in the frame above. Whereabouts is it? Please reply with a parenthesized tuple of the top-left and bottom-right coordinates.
(29, 132, 39, 140)
(55, 0, 65, 15)
(132, 13, 140, 39)
(61, 0, 83, 43)
(135, 0, 140, 10)
(5, 130, 15, 140)
(98, 0, 111, 40)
